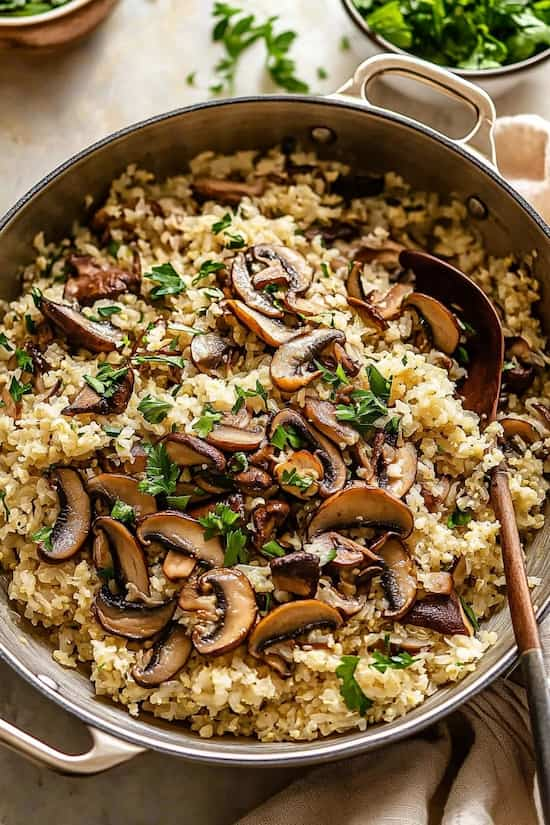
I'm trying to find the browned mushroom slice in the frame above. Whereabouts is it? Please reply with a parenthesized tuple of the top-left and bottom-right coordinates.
(38, 468, 91, 562)
(530, 403, 550, 432)
(190, 333, 231, 375)
(348, 296, 388, 331)
(423, 572, 453, 595)
(304, 398, 359, 447)
(316, 580, 366, 617)
(307, 484, 414, 539)
(404, 589, 474, 636)
(137, 512, 224, 567)
(378, 534, 417, 619)
(346, 261, 375, 303)
(270, 329, 345, 392)
(87, 473, 156, 518)
(403, 293, 460, 354)
(93, 528, 114, 577)
(502, 362, 535, 395)
(189, 493, 245, 522)
(64, 253, 140, 305)
(94, 586, 176, 640)
(63, 368, 134, 416)
(271, 552, 320, 598)
(330, 532, 383, 568)
(192, 177, 264, 204)
(307, 531, 365, 568)
(39, 297, 123, 353)
(248, 600, 343, 662)
(282, 292, 323, 317)
(192, 568, 257, 655)
(253, 500, 290, 549)
(250, 245, 313, 294)
(234, 467, 274, 495)
(375, 284, 412, 320)
(163, 552, 197, 581)
(93, 516, 150, 596)
(275, 450, 324, 500)
(178, 574, 218, 616)
(206, 423, 265, 452)
(354, 240, 404, 269)
(163, 433, 226, 472)
(386, 443, 417, 498)
(500, 416, 542, 445)
(231, 253, 282, 319)
(131, 625, 192, 687)
(225, 299, 302, 347)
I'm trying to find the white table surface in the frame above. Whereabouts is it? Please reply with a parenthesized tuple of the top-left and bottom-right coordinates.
(0, 2, 549, 822)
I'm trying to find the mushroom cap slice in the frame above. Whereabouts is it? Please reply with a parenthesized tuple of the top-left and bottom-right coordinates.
(137, 512, 224, 567)
(385, 443, 417, 499)
(63, 369, 134, 416)
(163, 433, 226, 471)
(162, 552, 197, 581)
(270, 552, 320, 598)
(404, 589, 474, 636)
(250, 245, 313, 294)
(190, 333, 231, 376)
(40, 468, 91, 561)
(275, 450, 323, 500)
(423, 572, 453, 595)
(307, 484, 414, 539)
(192, 177, 264, 204)
(64, 254, 141, 305)
(231, 253, 283, 318)
(347, 296, 388, 331)
(304, 398, 359, 447)
(252, 500, 290, 549)
(346, 262, 374, 303)
(270, 329, 345, 392)
(206, 423, 265, 452)
(131, 625, 192, 687)
(40, 297, 123, 353)
(226, 299, 301, 347)
(500, 416, 542, 445)
(87, 473, 156, 518)
(316, 580, 366, 617)
(192, 568, 257, 656)
(234, 466, 275, 495)
(404, 293, 461, 354)
(378, 534, 417, 619)
(93, 516, 150, 596)
(94, 586, 176, 640)
(248, 599, 343, 659)
(375, 284, 412, 320)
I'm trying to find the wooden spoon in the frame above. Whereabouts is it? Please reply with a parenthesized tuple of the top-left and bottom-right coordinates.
(401, 249, 550, 820)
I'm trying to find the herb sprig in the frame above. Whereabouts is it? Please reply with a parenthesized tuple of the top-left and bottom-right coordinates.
(336, 655, 373, 716)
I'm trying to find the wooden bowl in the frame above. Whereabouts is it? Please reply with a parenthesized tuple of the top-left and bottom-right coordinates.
(0, 0, 118, 50)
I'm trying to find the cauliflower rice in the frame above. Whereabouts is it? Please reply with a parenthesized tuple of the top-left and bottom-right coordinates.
(0, 145, 548, 743)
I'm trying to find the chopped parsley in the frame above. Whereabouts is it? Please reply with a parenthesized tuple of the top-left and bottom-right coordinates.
(315, 360, 349, 390)
(281, 467, 313, 492)
(145, 262, 186, 300)
(192, 259, 225, 285)
(186, 71, 196, 86)
(102, 425, 122, 438)
(9, 376, 32, 403)
(97, 305, 122, 319)
(336, 655, 372, 716)
(193, 404, 223, 437)
(110, 499, 135, 526)
(232, 380, 268, 413)
(447, 508, 473, 529)
(261, 540, 286, 558)
(15, 348, 33, 373)
(320, 262, 332, 279)
(31, 526, 53, 552)
(0, 333, 13, 352)
(270, 423, 304, 450)
(138, 394, 172, 424)
(133, 354, 185, 370)
(366, 363, 392, 400)
(202, 287, 224, 301)
(224, 529, 249, 566)
(228, 451, 248, 473)
(225, 232, 246, 249)
(138, 442, 179, 496)
(106, 240, 121, 258)
(455, 345, 470, 366)
(83, 364, 128, 398)
(460, 597, 480, 633)
(199, 502, 241, 539)
(24, 315, 36, 335)
(165, 494, 191, 511)
(335, 364, 392, 433)
(212, 213, 233, 234)
(340, 35, 350, 50)
(370, 649, 417, 673)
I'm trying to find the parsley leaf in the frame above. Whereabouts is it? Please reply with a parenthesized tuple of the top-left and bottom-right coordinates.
(225, 232, 246, 249)
(97, 305, 122, 319)
(336, 389, 387, 433)
(228, 451, 248, 473)
(145, 262, 186, 300)
(83, 363, 128, 399)
(447, 508, 472, 529)
(370, 649, 417, 673)
(460, 597, 480, 633)
(25, 315, 36, 334)
(15, 348, 33, 372)
(192, 259, 225, 285)
(366, 363, 392, 400)
(281, 467, 313, 492)
(165, 494, 191, 511)
(270, 424, 304, 450)
(224, 528, 249, 566)
(212, 213, 233, 234)
(138, 394, 172, 424)
(186, 71, 196, 86)
(193, 405, 223, 437)
(110, 499, 135, 525)
(315, 360, 349, 390)
(198, 502, 241, 540)
(0, 333, 13, 352)
(133, 354, 185, 370)
(31, 526, 53, 552)
(231, 380, 268, 413)
(138, 442, 179, 496)
(336, 655, 372, 716)
(261, 540, 286, 557)
(9, 376, 32, 403)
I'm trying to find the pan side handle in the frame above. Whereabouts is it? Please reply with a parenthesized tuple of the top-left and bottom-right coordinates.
(330, 53, 496, 167)
(0, 716, 144, 775)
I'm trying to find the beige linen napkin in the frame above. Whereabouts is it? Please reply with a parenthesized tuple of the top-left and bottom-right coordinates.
(236, 115, 550, 825)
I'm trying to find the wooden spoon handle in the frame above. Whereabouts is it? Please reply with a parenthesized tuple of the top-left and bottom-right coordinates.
(522, 649, 550, 824)
(490, 463, 540, 652)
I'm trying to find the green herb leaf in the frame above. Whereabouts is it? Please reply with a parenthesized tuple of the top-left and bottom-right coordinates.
(102, 425, 122, 438)
(97, 305, 122, 319)
(231, 380, 268, 414)
(224, 528, 249, 566)
(270, 424, 304, 450)
(280, 467, 313, 492)
(336, 655, 372, 715)
(228, 451, 248, 473)
(138, 442, 179, 496)
(455, 345, 470, 366)
(225, 232, 246, 249)
(25, 315, 36, 334)
(110, 499, 135, 525)
(9, 376, 32, 403)
(314, 360, 349, 390)
(133, 354, 185, 370)
(145, 262, 186, 300)
(193, 404, 223, 437)
(15, 348, 33, 372)
(0, 333, 13, 352)
(212, 213, 233, 234)
(202, 287, 224, 302)
(199, 502, 241, 540)
(317, 66, 328, 79)
(261, 540, 286, 557)
(366, 363, 392, 400)
(166, 494, 191, 511)
(83, 363, 128, 399)
(459, 596, 480, 632)
(192, 259, 225, 285)
(106, 240, 121, 258)
(31, 526, 53, 551)
(447, 508, 473, 529)
(138, 394, 172, 424)
(186, 71, 197, 86)
(340, 35, 351, 50)
(370, 649, 417, 673)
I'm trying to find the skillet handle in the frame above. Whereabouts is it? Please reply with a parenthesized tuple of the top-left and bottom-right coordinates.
(0, 716, 144, 775)
(331, 53, 496, 166)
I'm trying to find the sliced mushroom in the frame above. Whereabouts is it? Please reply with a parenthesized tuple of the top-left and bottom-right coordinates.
(231, 253, 283, 318)
(93, 516, 150, 596)
(385, 443, 417, 498)
(375, 284, 412, 320)
(249, 245, 313, 294)
(270, 552, 320, 598)
(275, 450, 324, 499)
(316, 579, 366, 617)
(87, 473, 156, 518)
(206, 423, 265, 452)
(348, 296, 388, 331)
(500, 416, 542, 445)
(403, 293, 460, 354)
(248, 600, 343, 662)
(94, 586, 176, 640)
(234, 466, 275, 495)
(39, 296, 123, 353)
(270, 329, 345, 392)
(307, 484, 414, 539)
(225, 299, 302, 347)
(530, 402, 550, 431)
(346, 262, 376, 303)
(163, 433, 226, 472)
(502, 362, 535, 395)
(378, 534, 417, 619)
(192, 177, 264, 204)
(190, 333, 232, 375)
(282, 292, 324, 317)
(423, 572, 453, 595)
(405, 589, 474, 636)
(137, 512, 224, 567)
(252, 500, 290, 549)
(38, 468, 91, 561)
(178, 574, 218, 617)
(64, 253, 140, 305)
(354, 239, 404, 269)
(92, 528, 114, 576)
(304, 398, 359, 447)
(163, 552, 197, 581)
(131, 625, 192, 687)
(63, 368, 134, 416)
(420, 477, 451, 513)
(192, 568, 257, 656)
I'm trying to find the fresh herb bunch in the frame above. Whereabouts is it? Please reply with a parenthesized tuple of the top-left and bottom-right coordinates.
(211, 3, 309, 94)
(0, 0, 69, 16)
(353, 0, 550, 69)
